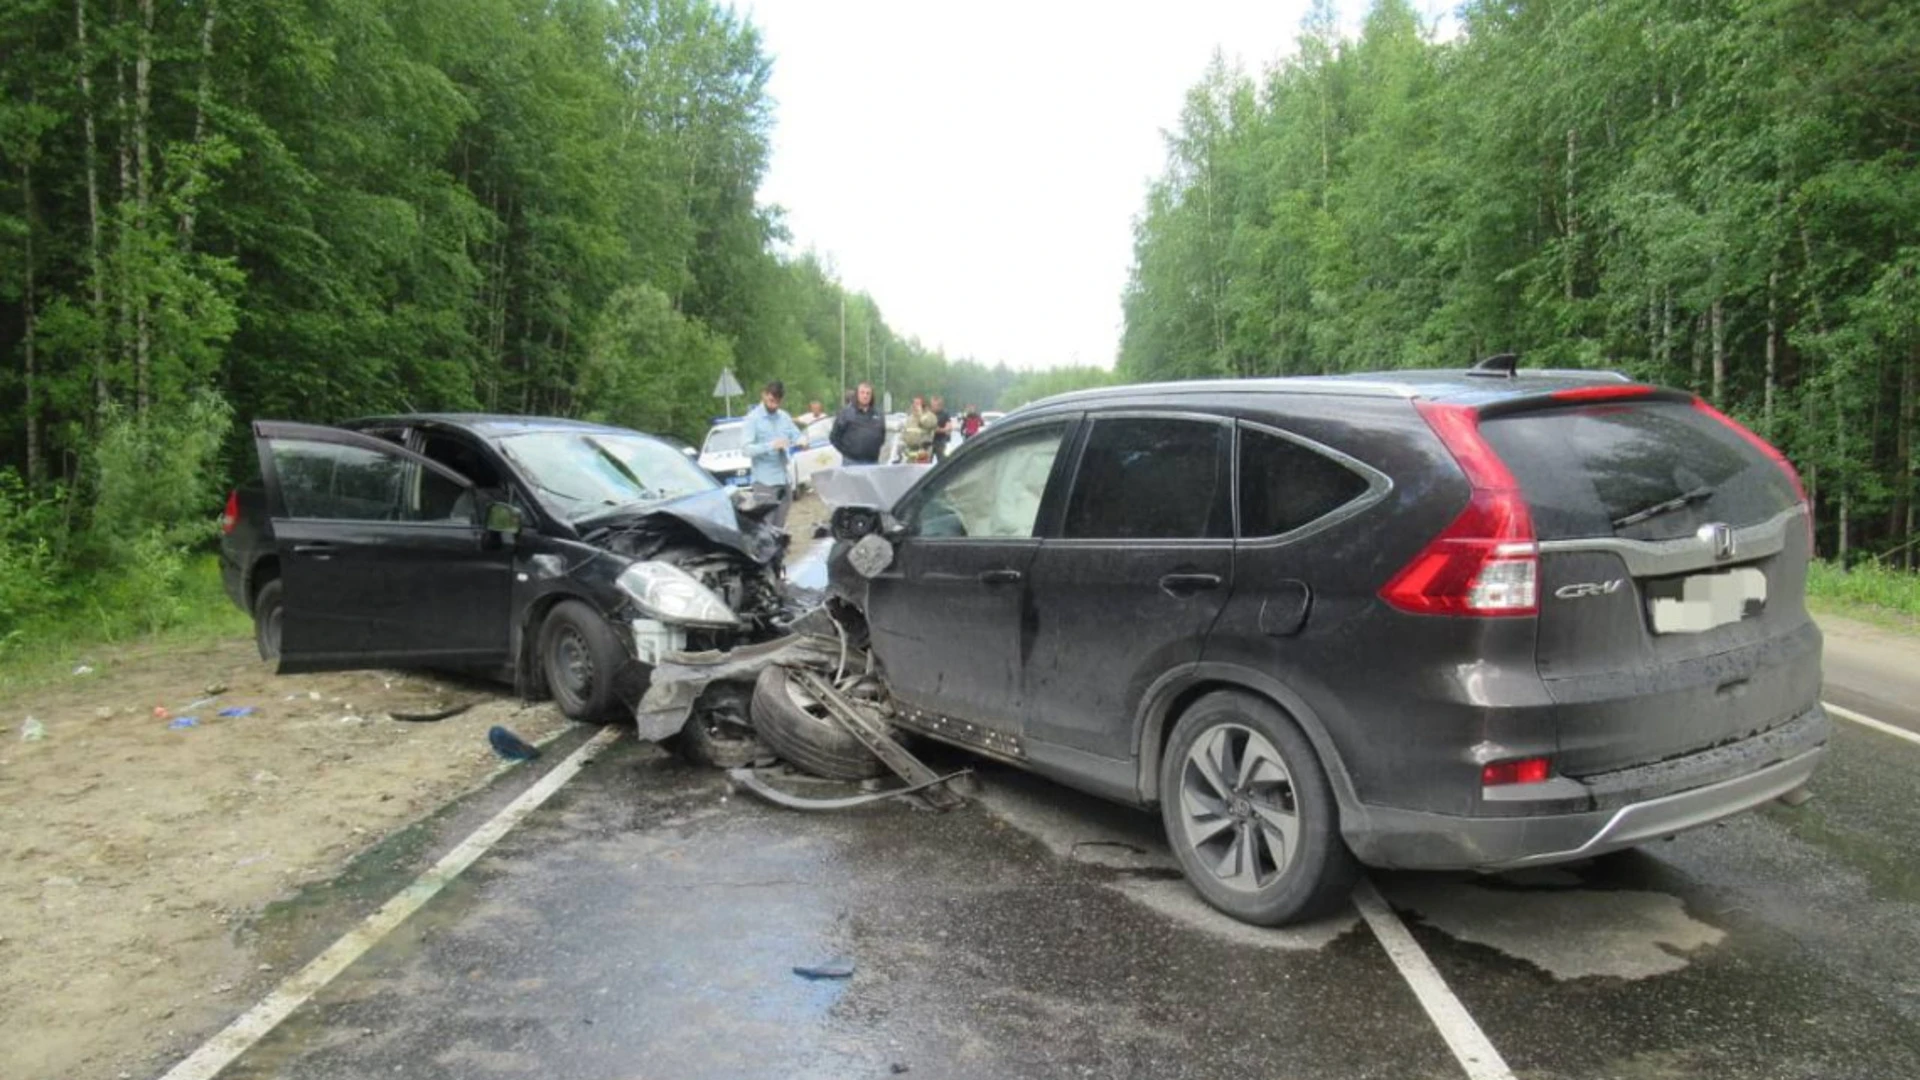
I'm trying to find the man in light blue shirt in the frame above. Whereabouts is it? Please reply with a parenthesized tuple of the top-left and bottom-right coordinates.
(742, 378, 807, 527)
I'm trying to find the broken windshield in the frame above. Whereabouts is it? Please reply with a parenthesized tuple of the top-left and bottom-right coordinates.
(497, 431, 719, 520)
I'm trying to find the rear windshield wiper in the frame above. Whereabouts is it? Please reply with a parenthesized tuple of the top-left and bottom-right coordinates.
(1612, 485, 1714, 530)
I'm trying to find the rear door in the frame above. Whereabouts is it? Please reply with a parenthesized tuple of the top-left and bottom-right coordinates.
(1478, 398, 1818, 774)
(254, 422, 514, 673)
(1022, 414, 1235, 759)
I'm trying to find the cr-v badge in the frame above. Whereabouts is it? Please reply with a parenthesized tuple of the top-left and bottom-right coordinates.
(1555, 579, 1624, 599)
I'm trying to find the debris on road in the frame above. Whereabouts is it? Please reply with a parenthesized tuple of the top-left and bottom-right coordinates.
(792, 959, 856, 980)
(217, 706, 257, 718)
(21, 716, 46, 741)
(72, 664, 95, 676)
(388, 703, 475, 724)
(168, 717, 199, 730)
(729, 766, 973, 811)
(488, 725, 542, 761)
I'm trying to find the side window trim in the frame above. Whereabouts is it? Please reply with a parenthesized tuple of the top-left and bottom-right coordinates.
(254, 420, 477, 523)
(1051, 410, 1235, 545)
(1233, 419, 1393, 547)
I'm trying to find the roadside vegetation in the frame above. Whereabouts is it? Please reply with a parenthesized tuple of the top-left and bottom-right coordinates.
(1807, 560, 1920, 629)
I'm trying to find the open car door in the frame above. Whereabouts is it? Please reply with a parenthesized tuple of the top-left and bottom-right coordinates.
(252, 421, 514, 674)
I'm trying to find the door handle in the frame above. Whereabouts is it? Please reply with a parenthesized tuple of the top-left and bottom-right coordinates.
(1159, 572, 1222, 597)
(291, 542, 336, 560)
(977, 568, 1023, 586)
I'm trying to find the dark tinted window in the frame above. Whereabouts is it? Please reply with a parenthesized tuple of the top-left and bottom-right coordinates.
(271, 440, 408, 520)
(271, 439, 468, 522)
(1063, 418, 1230, 540)
(1480, 402, 1797, 541)
(1238, 428, 1370, 537)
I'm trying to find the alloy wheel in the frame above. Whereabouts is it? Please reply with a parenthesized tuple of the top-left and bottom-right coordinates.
(1177, 722, 1302, 894)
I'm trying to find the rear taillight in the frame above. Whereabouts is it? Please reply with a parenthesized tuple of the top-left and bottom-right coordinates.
(1380, 401, 1539, 617)
(1691, 398, 1813, 546)
(221, 490, 239, 535)
(1482, 756, 1552, 786)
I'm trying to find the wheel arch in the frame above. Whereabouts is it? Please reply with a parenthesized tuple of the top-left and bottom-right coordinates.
(1134, 663, 1360, 817)
(513, 589, 615, 701)
(246, 555, 280, 610)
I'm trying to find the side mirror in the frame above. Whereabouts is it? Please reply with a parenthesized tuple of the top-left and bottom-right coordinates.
(485, 501, 524, 535)
(831, 505, 883, 543)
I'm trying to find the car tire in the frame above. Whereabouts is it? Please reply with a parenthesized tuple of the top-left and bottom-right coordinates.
(675, 683, 773, 769)
(750, 666, 886, 780)
(538, 600, 626, 724)
(1159, 691, 1358, 926)
(253, 578, 284, 662)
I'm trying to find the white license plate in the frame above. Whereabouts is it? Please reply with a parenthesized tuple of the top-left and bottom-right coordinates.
(1648, 567, 1767, 634)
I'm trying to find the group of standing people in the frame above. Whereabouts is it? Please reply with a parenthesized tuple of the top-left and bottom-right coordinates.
(741, 376, 986, 527)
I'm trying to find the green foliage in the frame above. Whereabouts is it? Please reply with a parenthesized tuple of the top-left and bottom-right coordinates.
(1808, 560, 1920, 624)
(0, 467, 65, 649)
(1123, 0, 1920, 565)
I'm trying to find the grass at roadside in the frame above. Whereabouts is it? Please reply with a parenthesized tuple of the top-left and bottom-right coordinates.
(1807, 559, 1920, 633)
(0, 553, 250, 694)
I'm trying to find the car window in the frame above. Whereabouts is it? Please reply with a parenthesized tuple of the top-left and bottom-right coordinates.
(1479, 401, 1797, 541)
(1238, 427, 1371, 538)
(1062, 418, 1231, 540)
(496, 430, 719, 521)
(909, 424, 1067, 539)
(702, 424, 745, 454)
(270, 439, 456, 522)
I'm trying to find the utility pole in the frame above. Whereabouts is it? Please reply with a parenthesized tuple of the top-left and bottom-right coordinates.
(865, 320, 872, 382)
(838, 294, 846, 395)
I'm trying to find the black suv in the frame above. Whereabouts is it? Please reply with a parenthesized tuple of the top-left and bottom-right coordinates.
(828, 367, 1827, 925)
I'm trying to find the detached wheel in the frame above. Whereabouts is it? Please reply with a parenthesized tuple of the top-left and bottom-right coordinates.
(750, 666, 886, 780)
(539, 600, 625, 723)
(1159, 691, 1357, 926)
(253, 579, 284, 662)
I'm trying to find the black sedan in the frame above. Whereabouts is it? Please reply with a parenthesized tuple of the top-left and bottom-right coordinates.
(219, 414, 793, 726)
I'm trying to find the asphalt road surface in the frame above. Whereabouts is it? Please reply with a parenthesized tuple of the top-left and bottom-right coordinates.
(157, 615, 1920, 1080)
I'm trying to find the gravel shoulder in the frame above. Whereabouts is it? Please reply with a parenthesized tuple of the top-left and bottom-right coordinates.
(1, 638, 573, 1080)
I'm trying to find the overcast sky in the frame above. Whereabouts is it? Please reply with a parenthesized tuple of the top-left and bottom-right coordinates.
(744, 1, 1454, 372)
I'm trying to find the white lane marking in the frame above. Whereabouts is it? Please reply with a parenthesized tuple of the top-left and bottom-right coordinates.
(1825, 700, 1920, 750)
(1353, 878, 1517, 1080)
(159, 725, 624, 1080)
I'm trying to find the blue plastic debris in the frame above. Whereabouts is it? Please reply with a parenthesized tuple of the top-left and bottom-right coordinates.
(487, 725, 541, 761)
(792, 960, 855, 980)
(218, 706, 256, 718)
(168, 716, 199, 730)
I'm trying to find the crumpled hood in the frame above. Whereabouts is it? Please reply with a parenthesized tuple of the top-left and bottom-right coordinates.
(579, 487, 783, 565)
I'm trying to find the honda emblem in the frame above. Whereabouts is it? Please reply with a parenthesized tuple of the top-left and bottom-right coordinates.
(1699, 522, 1737, 561)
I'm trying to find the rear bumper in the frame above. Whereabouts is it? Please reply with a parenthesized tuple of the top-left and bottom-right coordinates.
(1346, 704, 1829, 870)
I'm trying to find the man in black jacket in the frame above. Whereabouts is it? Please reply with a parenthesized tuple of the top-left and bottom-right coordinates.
(831, 381, 886, 465)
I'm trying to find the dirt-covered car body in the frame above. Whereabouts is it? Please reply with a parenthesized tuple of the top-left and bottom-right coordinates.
(220, 415, 791, 721)
(825, 369, 1827, 925)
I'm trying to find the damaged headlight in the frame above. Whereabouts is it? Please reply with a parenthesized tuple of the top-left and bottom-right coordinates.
(616, 561, 740, 629)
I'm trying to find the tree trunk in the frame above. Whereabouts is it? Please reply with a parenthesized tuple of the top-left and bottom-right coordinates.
(1764, 269, 1778, 434)
(1709, 296, 1725, 406)
(1690, 313, 1705, 394)
(1564, 128, 1577, 303)
(22, 162, 41, 485)
(77, 0, 107, 414)
(116, 0, 133, 398)
(1659, 286, 1672, 373)
(178, 0, 218, 251)
(1900, 344, 1916, 572)
(134, 0, 155, 416)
